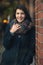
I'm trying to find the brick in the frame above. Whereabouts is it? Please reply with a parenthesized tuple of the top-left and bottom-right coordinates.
(35, 20, 38, 25)
(35, 13, 38, 19)
(38, 4, 43, 11)
(38, 12, 43, 19)
(35, 0, 40, 7)
(35, 11, 43, 19)
(35, 0, 43, 65)
(35, 5, 40, 13)
(35, 19, 43, 26)
(39, 58, 43, 65)
(37, 32, 43, 43)
(36, 19, 43, 26)
(35, 12, 43, 19)
(37, 40, 43, 50)
(36, 33, 43, 44)
(35, 3, 43, 12)
(38, 27, 43, 34)
(37, 47, 43, 58)
(38, 49, 43, 58)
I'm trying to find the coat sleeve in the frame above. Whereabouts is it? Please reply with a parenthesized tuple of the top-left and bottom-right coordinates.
(24, 35, 35, 64)
(24, 26, 35, 64)
(3, 24, 15, 49)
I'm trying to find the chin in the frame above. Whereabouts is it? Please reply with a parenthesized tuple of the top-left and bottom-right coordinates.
(18, 21, 23, 23)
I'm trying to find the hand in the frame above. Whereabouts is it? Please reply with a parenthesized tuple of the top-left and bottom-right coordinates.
(10, 23, 21, 33)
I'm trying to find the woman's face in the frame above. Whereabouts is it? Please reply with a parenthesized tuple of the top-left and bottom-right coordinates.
(15, 9, 26, 23)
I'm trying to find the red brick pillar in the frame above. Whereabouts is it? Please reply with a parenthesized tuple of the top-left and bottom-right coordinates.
(35, 0, 43, 65)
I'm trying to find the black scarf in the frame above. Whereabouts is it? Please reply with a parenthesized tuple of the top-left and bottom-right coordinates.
(10, 19, 31, 34)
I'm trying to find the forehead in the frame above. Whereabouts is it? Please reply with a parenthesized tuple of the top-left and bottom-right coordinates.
(16, 9, 25, 13)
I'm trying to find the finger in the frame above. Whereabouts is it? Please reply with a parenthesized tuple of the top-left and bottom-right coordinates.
(16, 25, 20, 28)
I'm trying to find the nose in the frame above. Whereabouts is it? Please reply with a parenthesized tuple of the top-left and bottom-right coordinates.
(19, 14, 21, 17)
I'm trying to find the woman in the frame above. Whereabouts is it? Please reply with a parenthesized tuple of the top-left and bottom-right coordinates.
(1, 4, 35, 65)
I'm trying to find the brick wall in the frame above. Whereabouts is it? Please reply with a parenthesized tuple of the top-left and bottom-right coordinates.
(35, 0, 43, 65)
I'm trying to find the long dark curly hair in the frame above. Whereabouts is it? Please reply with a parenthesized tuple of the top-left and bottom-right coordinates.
(13, 4, 32, 22)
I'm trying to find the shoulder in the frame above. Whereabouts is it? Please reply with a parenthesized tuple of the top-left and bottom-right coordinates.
(10, 19, 16, 25)
(9, 19, 17, 27)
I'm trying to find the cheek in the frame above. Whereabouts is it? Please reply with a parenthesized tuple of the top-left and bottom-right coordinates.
(16, 15, 19, 20)
(16, 14, 18, 18)
(22, 15, 25, 19)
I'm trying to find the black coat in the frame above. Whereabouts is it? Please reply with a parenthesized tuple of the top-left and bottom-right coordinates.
(1, 20, 35, 65)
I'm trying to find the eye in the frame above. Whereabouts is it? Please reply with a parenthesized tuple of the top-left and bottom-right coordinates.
(21, 13, 25, 14)
(16, 13, 19, 14)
